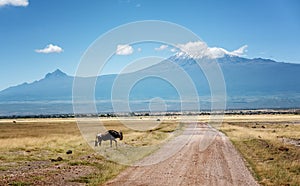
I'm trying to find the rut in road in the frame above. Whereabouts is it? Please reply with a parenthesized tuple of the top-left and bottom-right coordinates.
(104, 123, 258, 186)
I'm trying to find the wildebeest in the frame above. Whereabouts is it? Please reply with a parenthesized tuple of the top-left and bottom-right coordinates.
(95, 130, 123, 147)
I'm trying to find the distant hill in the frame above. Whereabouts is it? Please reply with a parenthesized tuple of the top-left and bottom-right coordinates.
(0, 55, 299, 115)
(0, 69, 73, 101)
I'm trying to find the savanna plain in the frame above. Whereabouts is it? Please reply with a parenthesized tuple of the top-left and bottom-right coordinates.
(0, 114, 299, 186)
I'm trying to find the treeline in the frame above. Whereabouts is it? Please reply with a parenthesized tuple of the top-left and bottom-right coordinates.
(0, 109, 299, 119)
(0, 114, 75, 119)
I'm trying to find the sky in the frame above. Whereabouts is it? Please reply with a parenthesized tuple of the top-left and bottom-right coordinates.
(0, 0, 299, 91)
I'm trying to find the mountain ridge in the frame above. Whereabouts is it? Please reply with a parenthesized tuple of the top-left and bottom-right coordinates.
(0, 55, 299, 115)
(2, 55, 296, 92)
(2, 55, 299, 94)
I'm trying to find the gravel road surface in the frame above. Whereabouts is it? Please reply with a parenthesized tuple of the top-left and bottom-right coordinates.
(104, 123, 258, 186)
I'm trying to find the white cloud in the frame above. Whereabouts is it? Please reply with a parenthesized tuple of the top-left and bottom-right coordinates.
(155, 45, 168, 51)
(170, 48, 177, 53)
(0, 0, 29, 7)
(35, 44, 63, 54)
(230, 45, 248, 56)
(176, 41, 247, 59)
(116, 44, 134, 55)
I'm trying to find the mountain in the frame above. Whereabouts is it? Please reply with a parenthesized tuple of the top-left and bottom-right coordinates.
(217, 56, 300, 95)
(170, 54, 300, 95)
(0, 56, 299, 115)
(0, 69, 73, 101)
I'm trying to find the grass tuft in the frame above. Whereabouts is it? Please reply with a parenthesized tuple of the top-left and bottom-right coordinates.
(8, 181, 31, 186)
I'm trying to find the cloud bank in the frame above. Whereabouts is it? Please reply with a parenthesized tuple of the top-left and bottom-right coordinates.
(35, 44, 63, 54)
(176, 41, 247, 59)
(116, 44, 134, 55)
(0, 0, 29, 7)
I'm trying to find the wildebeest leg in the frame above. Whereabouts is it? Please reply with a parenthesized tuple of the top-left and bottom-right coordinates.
(99, 139, 102, 146)
(110, 139, 112, 147)
(95, 136, 98, 147)
(113, 139, 117, 148)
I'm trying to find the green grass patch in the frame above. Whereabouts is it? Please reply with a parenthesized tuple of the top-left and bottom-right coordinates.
(8, 181, 31, 186)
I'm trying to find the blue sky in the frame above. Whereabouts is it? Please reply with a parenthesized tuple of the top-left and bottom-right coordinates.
(0, 0, 299, 90)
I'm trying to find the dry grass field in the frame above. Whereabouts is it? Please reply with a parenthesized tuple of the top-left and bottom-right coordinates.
(0, 115, 299, 185)
(220, 115, 300, 186)
(0, 117, 181, 185)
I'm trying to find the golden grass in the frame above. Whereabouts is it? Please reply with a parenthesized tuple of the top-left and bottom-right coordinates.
(0, 119, 88, 164)
(0, 117, 181, 185)
(220, 115, 300, 186)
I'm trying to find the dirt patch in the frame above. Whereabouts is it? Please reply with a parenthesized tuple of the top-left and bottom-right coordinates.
(0, 156, 97, 186)
(278, 137, 300, 147)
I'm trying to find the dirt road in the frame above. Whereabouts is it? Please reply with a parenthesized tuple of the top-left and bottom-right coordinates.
(104, 123, 258, 186)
